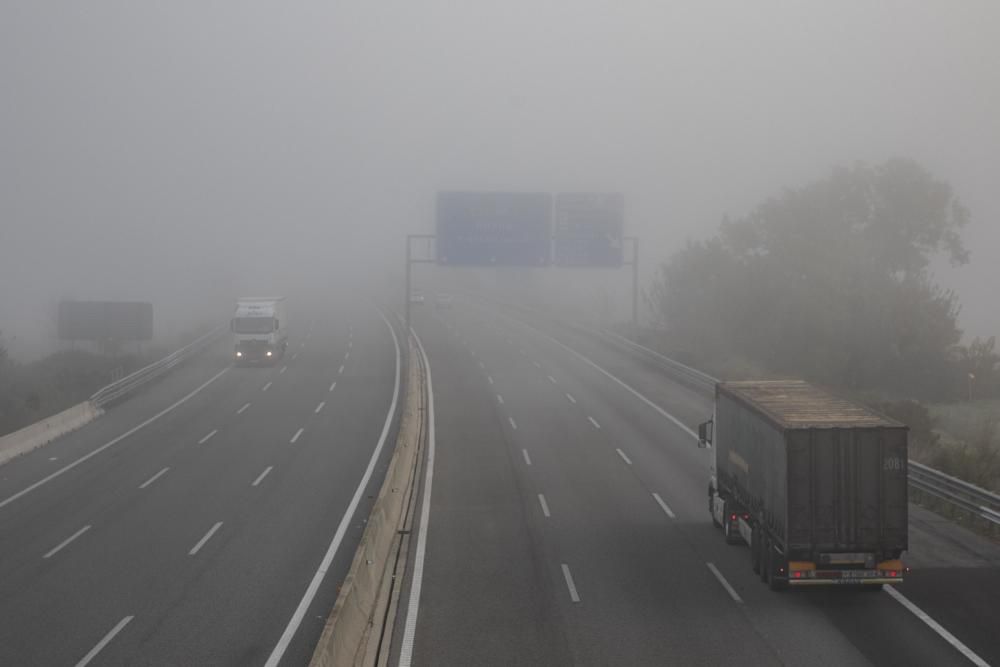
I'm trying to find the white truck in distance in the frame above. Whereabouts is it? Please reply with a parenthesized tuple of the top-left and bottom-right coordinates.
(231, 297, 288, 365)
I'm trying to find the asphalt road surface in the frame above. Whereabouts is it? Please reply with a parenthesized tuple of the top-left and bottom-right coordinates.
(0, 303, 401, 666)
(391, 297, 1000, 667)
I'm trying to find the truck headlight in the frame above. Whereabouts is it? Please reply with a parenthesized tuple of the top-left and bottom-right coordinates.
(266, 350, 273, 357)
(236, 351, 243, 357)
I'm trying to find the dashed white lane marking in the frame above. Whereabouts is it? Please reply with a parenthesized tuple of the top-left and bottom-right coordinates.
(348, 340, 352, 349)
(345, 351, 351, 360)
(886, 585, 990, 666)
(487, 376, 494, 385)
(588, 416, 601, 430)
(507, 318, 700, 440)
(522, 449, 532, 466)
(547, 375, 557, 384)
(139, 467, 170, 489)
(43, 525, 91, 559)
(532, 360, 541, 369)
(538, 494, 551, 517)
(300, 342, 305, 348)
(189, 521, 223, 556)
(519, 349, 527, 356)
(252, 466, 274, 487)
(616, 449, 633, 465)
(290, 428, 304, 444)
(315, 401, 326, 414)
(653, 492, 676, 519)
(291, 353, 299, 361)
(566, 393, 577, 404)
(561, 564, 581, 603)
(497, 394, 505, 405)
(706, 562, 742, 603)
(329, 381, 337, 392)
(0, 367, 228, 512)
(280, 366, 288, 374)
(237, 402, 251, 414)
(262, 381, 272, 391)
(49, 457, 58, 461)
(479, 361, 485, 369)
(198, 429, 218, 444)
(338, 364, 345, 374)
(75, 615, 134, 667)
(508, 416, 518, 430)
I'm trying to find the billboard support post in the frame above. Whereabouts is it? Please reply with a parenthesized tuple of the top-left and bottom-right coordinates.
(628, 236, 639, 330)
(405, 235, 437, 335)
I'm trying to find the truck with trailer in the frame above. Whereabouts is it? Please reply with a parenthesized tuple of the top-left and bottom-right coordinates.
(231, 297, 288, 365)
(699, 380, 908, 590)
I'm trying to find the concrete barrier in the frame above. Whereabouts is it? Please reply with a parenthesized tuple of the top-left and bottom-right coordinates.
(310, 336, 425, 667)
(0, 401, 103, 467)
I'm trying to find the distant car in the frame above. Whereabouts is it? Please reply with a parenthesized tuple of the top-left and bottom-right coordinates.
(435, 293, 454, 308)
(410, 290, 425, 304)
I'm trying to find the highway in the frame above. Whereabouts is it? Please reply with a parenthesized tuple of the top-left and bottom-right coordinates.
(0, 304, 401, 666)
(391, 298, 1000, 667)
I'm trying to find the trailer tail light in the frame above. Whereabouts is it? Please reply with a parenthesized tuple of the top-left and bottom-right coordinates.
(730, 513, 737, 521)
(889, 571, 898, 578)
(792, 571, 803, 579)
(741, 513, 750, 520)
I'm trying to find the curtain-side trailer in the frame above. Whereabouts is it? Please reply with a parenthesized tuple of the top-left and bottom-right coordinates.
(699, 380, 909, 590)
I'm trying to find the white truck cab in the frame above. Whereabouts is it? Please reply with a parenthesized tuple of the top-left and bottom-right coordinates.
(231, 297, 287, 365)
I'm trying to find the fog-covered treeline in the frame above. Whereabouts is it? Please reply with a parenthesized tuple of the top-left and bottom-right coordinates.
(648, 158, 999, 402)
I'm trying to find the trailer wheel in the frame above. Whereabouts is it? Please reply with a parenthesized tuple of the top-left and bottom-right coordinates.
(751, 527, 761, 575)
(760, 536, 770, 584)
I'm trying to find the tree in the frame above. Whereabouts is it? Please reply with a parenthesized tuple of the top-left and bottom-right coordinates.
(651, 158, 969, 398)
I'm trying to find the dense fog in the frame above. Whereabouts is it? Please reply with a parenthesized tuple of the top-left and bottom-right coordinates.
(2, 2, 997, 359)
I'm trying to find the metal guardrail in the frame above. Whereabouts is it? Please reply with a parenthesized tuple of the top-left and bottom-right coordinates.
(89, 326, 227, 408)
(603, 330, 1000, 528)
(908, 461, 1000, 527)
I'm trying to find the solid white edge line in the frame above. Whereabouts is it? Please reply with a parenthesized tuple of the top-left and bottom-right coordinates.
(189, 521, 223, 556)
(263, 381, 272, 392)
(252, 466, 274, 487)
(561, 564, 581, 603)
(315, 401, 326, 414)
(75, 615, 134, 667)
(265, 306, 402, 667)
(652, 492, 676, 519)
(507, 317, 699, 441)
(706, 562, 742, 603)
(138, 467, 170, 489)
(397, 327, 435, 667)
(290, 427, 304, 444)
(538, 494, 551, 517)
(43, 524, 92, 559)
(0, 367, 229, 512)
(522, 449, 532, 466)
(616, 448, 633, 465)
(237, 402, 251, 414)
(885, 585, 990, 666)
(508, 416, 518, 430)
(198, 429, 218, 445)
(588, 416, 601, 430)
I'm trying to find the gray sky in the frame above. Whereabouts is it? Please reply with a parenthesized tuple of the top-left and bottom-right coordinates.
(2, 1, 998, 358)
